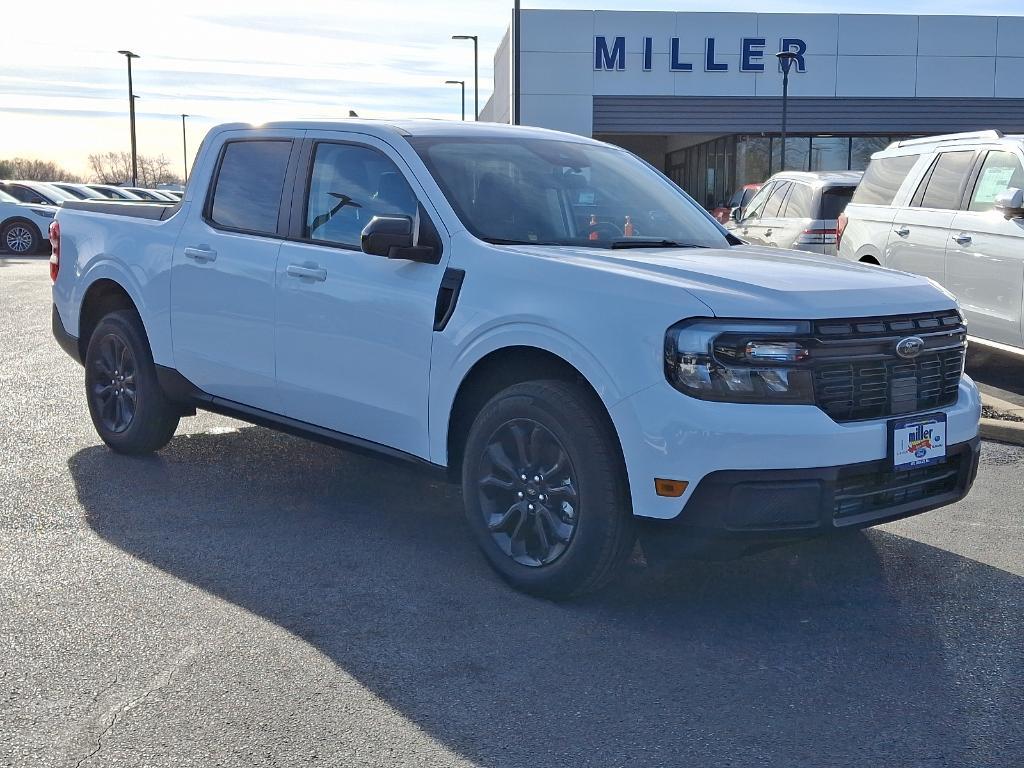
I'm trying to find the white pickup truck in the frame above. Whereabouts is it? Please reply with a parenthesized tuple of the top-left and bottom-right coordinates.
(51, 120, 981, 598)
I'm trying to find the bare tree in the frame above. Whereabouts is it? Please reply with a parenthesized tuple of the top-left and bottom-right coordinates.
(87, 152, 182, 187)
(0, 157, 82, 182)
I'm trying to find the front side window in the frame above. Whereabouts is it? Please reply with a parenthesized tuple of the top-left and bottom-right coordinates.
(304, 143, 418, 247)
(5, 185, 45, 204)
(209, 140, 292, 234)
(968, 151, 1024, 212)
(917, 151, 975, 211)
(411, 137, 728, 248)
(852, 154, 919, 206)
(742, 183, 775, 221)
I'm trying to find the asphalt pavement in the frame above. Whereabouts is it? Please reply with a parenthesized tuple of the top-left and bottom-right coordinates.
(2, 255, 1023, 767)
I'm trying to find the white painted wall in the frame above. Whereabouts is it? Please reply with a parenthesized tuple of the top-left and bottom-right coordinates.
(509, 11, 1024, 137)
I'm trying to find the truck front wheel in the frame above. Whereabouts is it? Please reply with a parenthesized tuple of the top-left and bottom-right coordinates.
(461, 380, 635, 599)
(84, 310, 180, 454)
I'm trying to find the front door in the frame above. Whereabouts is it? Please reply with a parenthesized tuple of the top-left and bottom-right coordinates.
(885, 149, 977, 286)
(947, 149, 1024, 347)
(274, 133, 449, 459)
(737, 181, 776, 244)
(170, 131, 301, 413)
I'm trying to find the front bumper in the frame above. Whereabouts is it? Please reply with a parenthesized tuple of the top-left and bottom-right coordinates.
(610, 377, 982, 520)
(639, 436, 980, 551)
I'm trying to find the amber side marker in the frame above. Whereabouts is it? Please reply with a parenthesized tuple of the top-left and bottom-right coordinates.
(654, 479, 688, 497)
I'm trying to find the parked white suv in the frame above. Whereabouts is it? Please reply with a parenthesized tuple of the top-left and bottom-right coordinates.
(838, 130, 1024, 353)
(51, 120, 981, 598)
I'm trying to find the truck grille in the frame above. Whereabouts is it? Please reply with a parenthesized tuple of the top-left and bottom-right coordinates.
(833, 455, 962, 521)
(810, 310, 965, 423)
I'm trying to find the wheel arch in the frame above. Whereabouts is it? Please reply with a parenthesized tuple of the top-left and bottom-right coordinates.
(444, 345, 627, 484)
(77, 278, 144, 362)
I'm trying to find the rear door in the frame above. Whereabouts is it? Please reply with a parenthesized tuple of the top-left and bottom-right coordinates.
(947, 148, 1024, 347)
(886, 150, 977, 286)
(273, 132, 450, 459)
(774, 181, 815, 252)
(170, 130, 303, 413)
(756, 181, 794, 248)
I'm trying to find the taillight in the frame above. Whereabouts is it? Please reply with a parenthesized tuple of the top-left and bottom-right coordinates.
(48, 220, 60, 282)
(796, 228, 838, 246)
(836, 212, 848, 251)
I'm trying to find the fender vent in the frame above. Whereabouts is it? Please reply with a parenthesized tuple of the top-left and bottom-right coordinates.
(433, 268, 465, 332)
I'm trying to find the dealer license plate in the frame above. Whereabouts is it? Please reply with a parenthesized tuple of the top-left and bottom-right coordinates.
(890, 413, 947, 470)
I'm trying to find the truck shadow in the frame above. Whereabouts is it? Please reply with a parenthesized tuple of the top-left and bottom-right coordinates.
(68, 425, 1021, 766)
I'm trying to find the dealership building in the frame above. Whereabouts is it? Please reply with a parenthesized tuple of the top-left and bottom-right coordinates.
(480, 11, 1024, 207)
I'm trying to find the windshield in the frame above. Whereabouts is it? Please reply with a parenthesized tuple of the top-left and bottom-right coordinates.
(0, 190, 18, 203)
(410, 137, 728, 249)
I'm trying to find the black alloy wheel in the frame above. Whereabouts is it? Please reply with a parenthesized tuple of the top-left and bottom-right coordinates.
(477, 418, 579, 567)
(89, 332, 138, 433)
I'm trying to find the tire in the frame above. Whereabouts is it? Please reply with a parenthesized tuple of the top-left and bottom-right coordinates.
(461, 380, 635, 599)
(84, 309, 180, 454)
(2, 219, 41, 255)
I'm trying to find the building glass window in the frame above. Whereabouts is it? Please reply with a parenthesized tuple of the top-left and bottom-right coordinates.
(850, 137, 893, 171)
(736, 137, 770, 188)
(810, 137, 850, 171)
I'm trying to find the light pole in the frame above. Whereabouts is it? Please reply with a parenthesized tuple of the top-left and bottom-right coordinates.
(452, 35, 478, 120)
(445, 80, 466, 121)
(117, 50, 140, 186)
(775, 51, 798, 173)
(181, 114, 189, 183)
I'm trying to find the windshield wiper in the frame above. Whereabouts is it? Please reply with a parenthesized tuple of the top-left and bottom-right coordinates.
(483, 237, 562, 246)
(609, 239, 709, 249)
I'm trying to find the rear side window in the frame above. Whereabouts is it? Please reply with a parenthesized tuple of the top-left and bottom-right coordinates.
(209, 140, 292, 234)
(968, 151, 1024, 212)
(851, 155, 919, 206)
(916, 151, 975, 211)
(763, 182, 791, 218)
(818, 186, 856, 220)
(782, 183, 813, 218)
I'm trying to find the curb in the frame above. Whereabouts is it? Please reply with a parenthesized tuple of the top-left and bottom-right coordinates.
(979, 418, 1024, 446)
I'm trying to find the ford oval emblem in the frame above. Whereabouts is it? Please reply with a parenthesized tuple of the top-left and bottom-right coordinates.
(896, 336, 925, 359)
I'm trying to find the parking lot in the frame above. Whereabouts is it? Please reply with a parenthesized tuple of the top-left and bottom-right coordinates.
(3, 254, 1023, 767)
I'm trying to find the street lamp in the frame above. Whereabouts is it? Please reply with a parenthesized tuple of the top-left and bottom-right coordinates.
(452, 35, 479, 120)
(445, 80, 466, 121)
(117, 50, 140, 186)
(775, 51, 798, 173)
(181, 114, 189, 184)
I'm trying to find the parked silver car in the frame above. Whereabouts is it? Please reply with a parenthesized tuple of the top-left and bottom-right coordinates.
(730, 171, 862, 256)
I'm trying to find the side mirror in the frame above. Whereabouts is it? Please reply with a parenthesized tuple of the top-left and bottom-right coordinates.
(994, 187, 1024, 219)
(730, 207, 742, 223)
(360, 215, 438, 263)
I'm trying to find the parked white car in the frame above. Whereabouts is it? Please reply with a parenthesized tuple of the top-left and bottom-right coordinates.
(51, 120, 980, 597)
(0, 189, 55, 254)
(732, 171, 861, 256)
(838, 130, 1024, 353)
(0, 180, 77, 206)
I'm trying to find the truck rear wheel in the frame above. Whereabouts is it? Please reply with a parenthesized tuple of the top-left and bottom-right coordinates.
(84, 310, 180, 454)
(461, 380, 634, 599)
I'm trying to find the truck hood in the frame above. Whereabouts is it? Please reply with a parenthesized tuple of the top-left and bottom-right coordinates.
(509, 243, 957, 319)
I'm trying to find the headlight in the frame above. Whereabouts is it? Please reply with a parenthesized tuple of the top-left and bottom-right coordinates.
(664, 319, 815, 404)
(29, 207, 55, 219)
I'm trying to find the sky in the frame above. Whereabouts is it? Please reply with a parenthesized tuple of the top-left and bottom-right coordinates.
(1, 0, 1018, 177)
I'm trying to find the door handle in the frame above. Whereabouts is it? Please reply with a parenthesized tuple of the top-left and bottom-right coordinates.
(183, 246, 217, 263)
(894, 227, 910, 238)
(742, 228, 749, 235)
(764, 229, 773, 237)
(286, 264, 328, 282)
(953, 233, 972, 246)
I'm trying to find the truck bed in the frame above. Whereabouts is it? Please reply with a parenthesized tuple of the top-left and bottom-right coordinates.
(61, 199, 179, 221)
